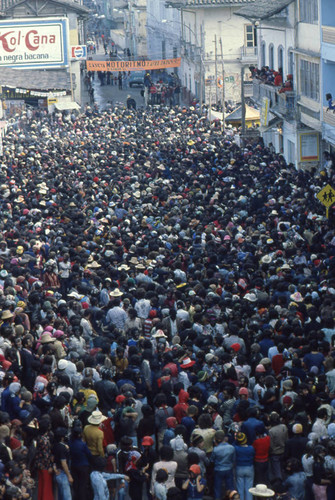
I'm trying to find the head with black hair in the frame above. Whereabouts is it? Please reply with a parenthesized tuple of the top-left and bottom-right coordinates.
(159, 445, 174, 461)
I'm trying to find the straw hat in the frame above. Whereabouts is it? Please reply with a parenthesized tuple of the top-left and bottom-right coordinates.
(244, 293, 257, 302)
(290, 291, 303, 302)
(261, 255, 272, 264)
(249, 484, 275, 497)
(40, 333, 55, 344)
(118, 264, 130, 271)
(88, 410, 105, 425)
(1, 310, 13, 320)
(110, 288, 123, 297)
(135, 263, 146, 270)
(87, 261, 101, 269)
(152, 329, 167, 338)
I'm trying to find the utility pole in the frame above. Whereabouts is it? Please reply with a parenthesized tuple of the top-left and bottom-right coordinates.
(241, 66, 246, 145)
(219, 37, 225, 133)
(214, 34, 218, 106)
(209, 87, 212, 122)
(199, 24, 203, 111)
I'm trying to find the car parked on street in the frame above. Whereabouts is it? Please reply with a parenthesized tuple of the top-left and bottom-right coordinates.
(129, 71, 146, 87)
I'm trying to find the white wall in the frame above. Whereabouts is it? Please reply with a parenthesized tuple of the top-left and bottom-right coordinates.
(182, 6, 256, 103)
(257, 23, 295, 78)
(297, 23, 321, 54)
(283, 120, 298, 167)
(146, 0, 181, 61)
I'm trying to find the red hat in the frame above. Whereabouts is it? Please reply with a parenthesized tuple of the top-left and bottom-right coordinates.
(180, 357, 196, 369)
(189, 464, 201, 475)
(116, 395, 126, 404)
(2, 360, 12, 370)
(283, 395, 292, 405)
(231, 343, 241, 352)
(166, 417, 178, 429)
(239, 387, 249, 396)
(141, 436, 154, 447)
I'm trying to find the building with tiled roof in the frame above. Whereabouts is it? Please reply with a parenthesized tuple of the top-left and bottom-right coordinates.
(173, 0, 258, 104)
(234, 0, 294, 21)
(186, 0, 255, 6)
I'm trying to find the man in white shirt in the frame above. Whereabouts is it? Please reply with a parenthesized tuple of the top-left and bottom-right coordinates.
(312, 408, 328, 440)
(134, 289, 151, 320)
(59, 253, 71, 298)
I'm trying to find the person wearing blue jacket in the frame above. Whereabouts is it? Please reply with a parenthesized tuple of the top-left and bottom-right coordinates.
(233, 432, 255, 500)
(210, 430, 235, 500)
(69, 421, 93, 500)
(90, 456, 129, 500)
(5, 383, 21, 420)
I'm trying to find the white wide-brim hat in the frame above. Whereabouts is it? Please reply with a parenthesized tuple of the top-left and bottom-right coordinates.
(249, 484, 275, 497)
(88, 410, 105, 425)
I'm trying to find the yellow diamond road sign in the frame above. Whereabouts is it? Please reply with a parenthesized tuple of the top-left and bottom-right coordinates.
(317, 184, 335, 208)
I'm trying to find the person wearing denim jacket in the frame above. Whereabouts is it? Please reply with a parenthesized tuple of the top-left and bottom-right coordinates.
(210, 430, 235, 500)
(233, 432, 255, 500)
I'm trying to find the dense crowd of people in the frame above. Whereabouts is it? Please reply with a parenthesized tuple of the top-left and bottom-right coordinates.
(0, 102, 333, 500)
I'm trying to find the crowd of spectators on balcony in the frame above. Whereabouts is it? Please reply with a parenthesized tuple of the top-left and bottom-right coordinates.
(249, 66, 294, 93)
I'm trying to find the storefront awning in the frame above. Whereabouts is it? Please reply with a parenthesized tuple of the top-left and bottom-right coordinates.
(260, 116, 282, 133)
(55, 102, 81, 111)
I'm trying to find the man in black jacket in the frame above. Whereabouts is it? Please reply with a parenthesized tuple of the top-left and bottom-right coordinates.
(94, 367, 119, 415)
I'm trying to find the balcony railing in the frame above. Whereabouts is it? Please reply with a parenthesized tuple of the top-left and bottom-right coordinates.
(133, 0, 146, 7)
(323, 26, 335, 44)
(323, 106, 335, 127)
(252, 79, 297, 120)
(277, 91, 296, 119)
(241, 46, 258, 63)
(244, 81, 254, 97)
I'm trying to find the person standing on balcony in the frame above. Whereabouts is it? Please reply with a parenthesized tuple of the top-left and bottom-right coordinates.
(326, 93, 335, 111)
(274, 69, 283, 87)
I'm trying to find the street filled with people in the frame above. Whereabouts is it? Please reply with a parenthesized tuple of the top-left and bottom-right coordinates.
(0, 103, 333, 500)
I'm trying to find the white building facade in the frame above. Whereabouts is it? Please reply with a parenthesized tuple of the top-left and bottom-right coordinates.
(146, 0, 182, 62)
(179, 0, 257, 104)
(237, 0, 323, 171)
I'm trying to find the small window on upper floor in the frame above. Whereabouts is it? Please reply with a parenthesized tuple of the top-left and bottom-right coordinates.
(244, 24, 257, 47)
(299, 0, 318, 24)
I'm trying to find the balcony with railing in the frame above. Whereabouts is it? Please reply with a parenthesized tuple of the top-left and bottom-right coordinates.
(323, 26, 335, 44)
(241, 46, 258, 64)
(252, 79, 297, 120)
(133, 0, 146, 8)
(244, 81, 253, 97)
(323, 107, 335, 127)
(323, 107, 335, 147)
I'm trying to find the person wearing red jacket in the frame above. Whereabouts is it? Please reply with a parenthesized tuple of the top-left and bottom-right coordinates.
(253, 425, 271, 486)
(173, 389, 189, 424)
(271, 344, 285, 376)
